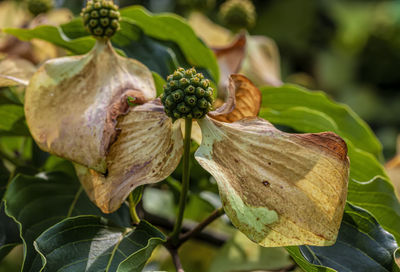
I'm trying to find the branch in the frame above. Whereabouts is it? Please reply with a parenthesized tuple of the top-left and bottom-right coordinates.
(142, 210, 229, 247)
(177, 207, 225, 247)
(167, 247, 184, 272)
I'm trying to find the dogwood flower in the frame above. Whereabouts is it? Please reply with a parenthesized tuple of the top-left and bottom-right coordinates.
(21, 34, 349, 246)
(17, 0, 350, 248)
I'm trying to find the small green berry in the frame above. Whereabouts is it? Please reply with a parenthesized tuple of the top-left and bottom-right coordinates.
(185, 95, 197, 107)
(165, 96, 176, 108)
(195, 87, 205, 97)
(177, 103, 190, 113)
(179, 78, 190, 88)
(81, 0, 121, 39)
(171, 89, 184, 102)
(198, 98, 209, 109)
(169, 80, 179, 88)
(192, 107, 204, 119)
(185, 85, 195, 94)
(161, 67, 214, 121)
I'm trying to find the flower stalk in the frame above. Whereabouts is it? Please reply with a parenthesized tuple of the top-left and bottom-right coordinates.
(170, 118, 193, 245)
(128, 186, 143, 225)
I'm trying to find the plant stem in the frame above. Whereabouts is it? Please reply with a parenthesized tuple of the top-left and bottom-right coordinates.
(128, 186, 143, 225)
(167, 247, 184, 272)
(0, 150, 24, 168)
(177, 207, 225, 247)
(170, 118, 192, 245)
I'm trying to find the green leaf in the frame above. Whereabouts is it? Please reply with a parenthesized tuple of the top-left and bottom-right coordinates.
(0, 161, 19, 261)
(210, 231, 293, 272)
(33, 216, 165, 272)
(120, 6, 219, 82)
(3, 26, 95, 55)
(289, 204, 399, 272)
(0, 104, 29, 136)
(0, 159, 10, 199)
(347, 176, 400, 244)
(152, 72, 166, 97)
(3, 172, 131, 272)
(260, 84, 382, 158)
(0, 205, 21, 261)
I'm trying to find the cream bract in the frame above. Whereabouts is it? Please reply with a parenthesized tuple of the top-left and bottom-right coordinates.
(75, 100, 183, 213)
(196, 112, 349, 246)
(25, 41, 156, 173)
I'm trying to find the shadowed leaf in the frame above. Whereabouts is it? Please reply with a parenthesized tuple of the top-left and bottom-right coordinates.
(289, 204, 399, 272)
(34, 216, 165, 272)
(3, 172, 130, 272)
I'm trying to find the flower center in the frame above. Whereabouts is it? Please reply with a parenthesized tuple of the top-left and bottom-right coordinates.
(161, 67, 214, 121)
(81, 0, 121, 39)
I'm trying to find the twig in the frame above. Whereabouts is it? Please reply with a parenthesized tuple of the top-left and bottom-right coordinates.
(167, 247, 184, 272)
(142, 210, 229, 246)
(177, 207, 225, 247)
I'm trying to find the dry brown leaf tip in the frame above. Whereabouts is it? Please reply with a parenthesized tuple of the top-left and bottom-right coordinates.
(210, 74, 261, 123)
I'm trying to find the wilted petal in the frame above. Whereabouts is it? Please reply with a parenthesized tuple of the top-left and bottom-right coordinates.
(0, 57, 36, 87)
(213, 34, 246, 93)
(195, 116, 349, 246)
(240, 36, 282, 87)
(211, 74, 261, 123)
(75, 101, 183, 213)
(25, 41, 156, 173)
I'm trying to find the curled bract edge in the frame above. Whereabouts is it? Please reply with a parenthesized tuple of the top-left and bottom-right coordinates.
(195, 115, 349, 247)
(75, 100, 183, 213)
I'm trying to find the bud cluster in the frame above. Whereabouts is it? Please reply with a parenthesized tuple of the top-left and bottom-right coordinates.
(219, 0, 256, 31)
(81, 0, 121, 39)
(27, 0, 53, 16)
(161, 68, 214, 121)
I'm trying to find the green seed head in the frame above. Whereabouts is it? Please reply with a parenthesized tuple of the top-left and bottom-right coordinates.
(81, 0, 121, 39)
(27, 0, 53, 16)
(219, 0, 256, 32)
(162, 67, 214, 121)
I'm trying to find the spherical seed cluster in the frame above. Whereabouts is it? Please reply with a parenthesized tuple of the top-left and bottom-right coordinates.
(161, 68, 214, 121)
(219, 0, 256, 31)
(27, 0, 53, 16)
(81, 0, 121, 39)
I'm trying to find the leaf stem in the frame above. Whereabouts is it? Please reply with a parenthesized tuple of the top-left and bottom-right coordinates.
(177, 207, 224, 247)
(170, 118, 192, 245)
(128, 186, 143, 225)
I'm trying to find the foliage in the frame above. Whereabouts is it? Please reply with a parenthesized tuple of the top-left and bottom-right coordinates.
(0, 2, 399, 272)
